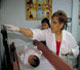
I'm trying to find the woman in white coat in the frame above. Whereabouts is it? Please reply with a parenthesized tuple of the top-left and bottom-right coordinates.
(5, 10, 79, 69)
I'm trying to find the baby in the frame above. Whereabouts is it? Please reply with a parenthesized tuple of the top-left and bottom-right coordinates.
(19, 45, 42, 67)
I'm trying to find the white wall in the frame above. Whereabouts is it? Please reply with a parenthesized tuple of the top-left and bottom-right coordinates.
(0, 0, 80, 43)
(0, 0, 41, 29)
(1, 0, 73, 28)
(72, 0, 80, 43)
(52, 0, 73, 32)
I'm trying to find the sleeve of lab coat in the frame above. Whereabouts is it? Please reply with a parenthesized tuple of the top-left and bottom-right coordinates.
(31, 29, 46, 41)
(68, 34, 79, 58)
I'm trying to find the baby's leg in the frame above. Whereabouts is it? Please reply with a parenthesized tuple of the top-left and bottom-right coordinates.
(19, 50, 23, 56)
(18, 50, 24, 62)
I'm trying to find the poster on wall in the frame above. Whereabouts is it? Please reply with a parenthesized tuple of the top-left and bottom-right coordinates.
(25, 0, 52, 20)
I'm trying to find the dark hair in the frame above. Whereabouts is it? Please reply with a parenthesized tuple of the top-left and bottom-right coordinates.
(41, 18, 50, 28)
(38, 4, 41, 6)
(52, 10, 68, 30)
(46, 12, 49, 15)
(30, 55, 40, 67)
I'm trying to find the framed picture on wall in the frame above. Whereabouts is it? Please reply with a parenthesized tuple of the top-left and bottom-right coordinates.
(25, 0, 52, 20)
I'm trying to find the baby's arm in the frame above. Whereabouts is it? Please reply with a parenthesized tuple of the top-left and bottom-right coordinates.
(35, 48, 42, 56)
(33, 46, 42, 55)
(36, 50, 42, 55)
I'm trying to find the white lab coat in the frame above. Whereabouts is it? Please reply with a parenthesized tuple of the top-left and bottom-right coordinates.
(31, 28, 79, 67)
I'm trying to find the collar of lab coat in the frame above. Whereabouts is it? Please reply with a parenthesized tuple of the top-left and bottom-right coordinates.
(62, 29, 67, 42)
(51, 29, 67, 54)
(59, 30, 68, 56)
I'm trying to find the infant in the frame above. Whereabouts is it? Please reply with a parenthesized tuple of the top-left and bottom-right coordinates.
(19, 45, 42, 67)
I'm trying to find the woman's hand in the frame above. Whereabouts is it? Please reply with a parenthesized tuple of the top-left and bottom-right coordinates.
(4, 24, 33, 38)
(4, 24, 19, 31)
(61, 48, 72, 56)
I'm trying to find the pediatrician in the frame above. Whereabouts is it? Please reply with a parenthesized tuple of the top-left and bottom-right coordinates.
(5, 10, 79, 68)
